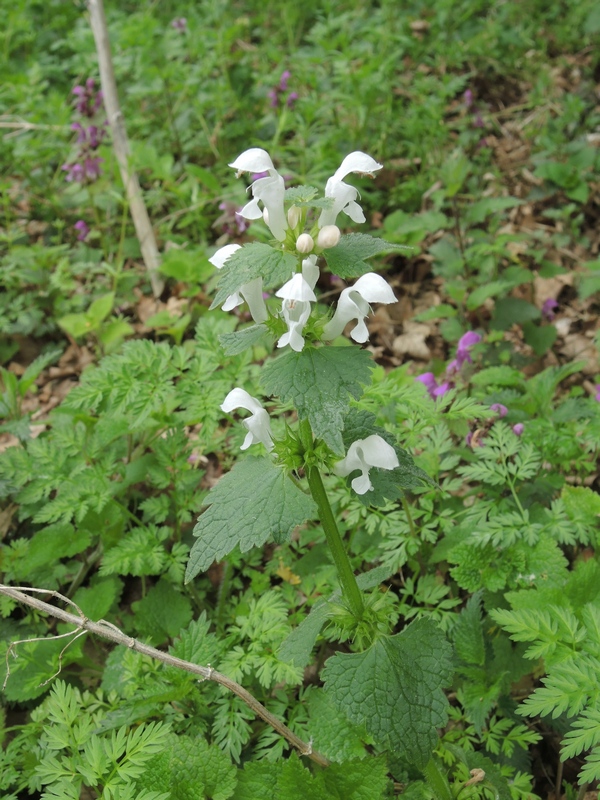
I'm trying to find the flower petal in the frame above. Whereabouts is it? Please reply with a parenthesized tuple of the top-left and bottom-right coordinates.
(221, 387, 263, 415)
(352, 273, 396, 304)
(276, 273, 316, 302)
(229, 148, 276, 174)
(331, 151, 383, 183)
(209, 244, 241, 269)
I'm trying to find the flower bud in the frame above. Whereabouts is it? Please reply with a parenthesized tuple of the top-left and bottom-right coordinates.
(296, 233, 314, 254)
(317, 224, 341, 249)
(287, 205, 301, 229)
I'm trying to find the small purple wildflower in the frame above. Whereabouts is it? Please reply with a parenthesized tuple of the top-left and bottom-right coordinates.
(286, 91, 299, 108)
(464, 89, 474, 109)
(74, 220, 90, 241)
(490, 403, 508, 417)
(214, 201, 250, 237)
(268, 88, 279, 109)
(279, 70, 291, 91)
(512, 423, 524, 436)
(416, 372, 451, 399)
(64, 78, 107, 184)
(448, 331, 482, 374)
(171, 17, 187, 30)
(62, 162, 85, 182)
(542, 298, 559, 321)
(594, 385, 600, 402)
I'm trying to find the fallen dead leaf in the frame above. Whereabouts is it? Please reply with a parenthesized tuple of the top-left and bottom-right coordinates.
(392, 321, 432, 360)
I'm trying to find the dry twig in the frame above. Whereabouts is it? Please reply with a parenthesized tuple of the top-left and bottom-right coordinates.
(87, 0, 164, 298)
(0, 583, 329, 768)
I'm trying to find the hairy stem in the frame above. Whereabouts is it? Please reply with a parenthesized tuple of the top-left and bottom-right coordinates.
(303, 465, 364, 619)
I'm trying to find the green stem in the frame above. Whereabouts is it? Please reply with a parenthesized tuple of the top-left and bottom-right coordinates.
(422, 757, 453, 800)
(401, 494, 416, 538)
(304, 463, 364, 619)
(215, 560, 233, 633)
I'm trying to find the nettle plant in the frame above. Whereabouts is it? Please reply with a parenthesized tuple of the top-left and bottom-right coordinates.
(183, 148, 457, 794)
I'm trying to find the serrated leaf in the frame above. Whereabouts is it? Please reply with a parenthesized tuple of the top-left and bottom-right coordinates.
(453, 591, 485, 667)
(212, 243, 297, 308)
(284, 186, 333, 209)
(322, 618, 453, 768)
(323, 234, 410, 279)
(186, 457, 316, 581)
(261, 346, 374, 453)
(131, 578, 193, 644)
(219, 324, 271, 355)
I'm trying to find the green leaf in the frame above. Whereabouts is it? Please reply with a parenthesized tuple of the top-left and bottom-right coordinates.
(261, 346, 374, 453)
(466, 281, 509, 311)
(492, 298, 540, 330)
(159, 248, 213, 284)
(322, 618, 453, 769)
(453, 592, 485, 667)
(132, 578, 193, 644)
(58, 312, 93, 339)
(87, 292, 115, 326)
(212, 243, 297, 308)
(219, 324, 271, 356)
(323, 234, 410, 279)
(186, 457, 316, 581)
(522, 322, 558, 356)
(284, 186, 333, 210)
(464, 197, 522, 226)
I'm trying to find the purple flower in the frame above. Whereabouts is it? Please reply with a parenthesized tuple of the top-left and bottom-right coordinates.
(512, 423, 524, 436)
(268, 88, 279, 108)
(542, 298, 559, 321)
(279, 70, 291, 91)
(84, 156, 103, 180)
(490, 403, 508, 417)
(416, 372, 451, 399)
(171, 17, 187, 30)
(62, 162, 85, 182)
(287, 91, 299, 108)
(74, 220, 90, 241)
(464, 89, 474, 109)
(594, 385, 600, 402)
(448, 331, 482, 373)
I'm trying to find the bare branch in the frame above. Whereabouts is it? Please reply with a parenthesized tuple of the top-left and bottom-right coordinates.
(0, 583, 330, 768)
(86, 0, 164, 298)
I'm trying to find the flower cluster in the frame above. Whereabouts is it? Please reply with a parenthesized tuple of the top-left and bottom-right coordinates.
(268, 70, 298, 110)
(214, 149, 400, 494)
(62, 78, 107, 184)
(211, 148, 395, 353)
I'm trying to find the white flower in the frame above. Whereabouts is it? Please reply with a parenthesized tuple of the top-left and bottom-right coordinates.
(275, 273, 317, 352)
(209, 244, 268, 323)
(317, 224, 341, 249)
(221, 388, 273, 451)
(334, 434, 399, 495)
(318, 151, 383, 228)
(229, 148, 288, 241)
(296, 233, 314, 254)
(322, 272, 396, 343)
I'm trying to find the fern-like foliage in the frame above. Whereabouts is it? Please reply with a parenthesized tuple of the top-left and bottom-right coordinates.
(491, 561, 600, 784)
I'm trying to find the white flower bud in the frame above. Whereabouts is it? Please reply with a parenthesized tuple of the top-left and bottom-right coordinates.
(287, 205, 301, 229)
(296, 233, 314, 254)
(317, 225, 341, 249)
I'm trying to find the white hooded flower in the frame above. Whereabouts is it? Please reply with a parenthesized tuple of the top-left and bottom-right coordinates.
(318, 151, 383, 229)
(229, 148, 288, 241)
(221, 388, 273, 451)
(275, 273, 317, 352)
(209, 244, 268, 324)
(334, 434, 399, 494)
(322, 272, 396, 343)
